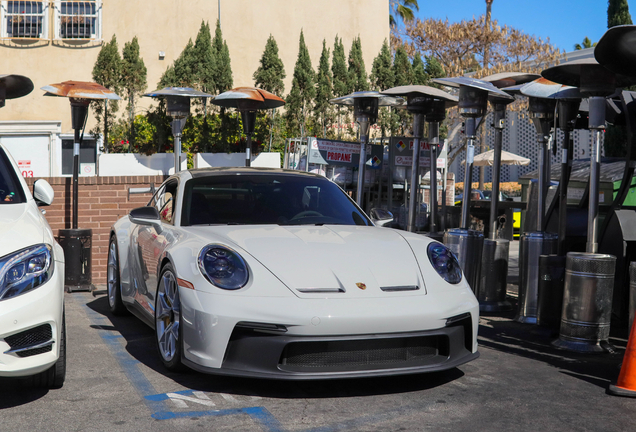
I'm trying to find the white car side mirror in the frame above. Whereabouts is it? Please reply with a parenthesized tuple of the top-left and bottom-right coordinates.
(370, 208, 394, 227)
(33, 179, 54, 206)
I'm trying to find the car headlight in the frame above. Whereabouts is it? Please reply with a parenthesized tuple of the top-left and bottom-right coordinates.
(198, 245, 249, 290)
(427, 243, 462, 284)
(0, 244, 54, 301)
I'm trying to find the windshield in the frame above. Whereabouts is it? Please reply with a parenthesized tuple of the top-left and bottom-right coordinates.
(0, 147, 26, 205)
(182, 173, 372, 226)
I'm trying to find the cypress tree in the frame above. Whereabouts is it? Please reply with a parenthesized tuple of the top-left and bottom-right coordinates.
(331, 36, 349, 139)
(425, 56, 445, 80)
(370, 39, 394, 91)
(212, 19, 233, 94)
(411, 55, 429, 85)
(332, 36, 349, 98)
(393, 45, 413, 86)
(253, 34, 286, 96)
(285, 30, 316, 137)
(91, 35, 122, 152)
(121, 36, 147, 147)
(314, 39, 334, 138)
(193, 21, 216, 94)
(347, 36, 369, 92)
(608, 0, 633, 28)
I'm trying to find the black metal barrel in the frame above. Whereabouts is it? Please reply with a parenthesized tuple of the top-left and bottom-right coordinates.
(58, 228, 93, 292)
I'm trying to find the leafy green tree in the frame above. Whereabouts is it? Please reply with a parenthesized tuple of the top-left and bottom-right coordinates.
(212, 19, 233, 94)
(314, 40, 334, 138)
(574, 36, 597, 50)
(121, 36, 147, 147)
(347, 36, 369, 92)
(285, 30, 316, 137)
(253, 34, 286, 95)
(91, 35, 122, 153)
(608, 0, 633, 28)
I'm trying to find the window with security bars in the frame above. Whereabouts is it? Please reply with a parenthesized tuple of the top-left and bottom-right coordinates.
(54, 0, 100, 40)
(1, 1, 48, 39)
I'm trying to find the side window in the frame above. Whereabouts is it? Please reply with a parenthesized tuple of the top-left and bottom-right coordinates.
(150, 181, 178, 224)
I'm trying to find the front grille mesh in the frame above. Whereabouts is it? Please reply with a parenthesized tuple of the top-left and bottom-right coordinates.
(281, 336, 440, 369)
(4, 324, 53, 358)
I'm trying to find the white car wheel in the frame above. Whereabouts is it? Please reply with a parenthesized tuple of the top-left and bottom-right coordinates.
(155, 264, 183, 371)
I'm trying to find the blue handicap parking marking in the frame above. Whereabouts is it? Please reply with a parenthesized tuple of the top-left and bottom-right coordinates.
(78, 296, 284, 431)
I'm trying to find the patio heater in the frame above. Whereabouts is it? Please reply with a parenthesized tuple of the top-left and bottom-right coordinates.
(0, 74, 33, 108)
(433, 77, 513, 292)
(542, 58, 635, 351)
(329, 91, 404, 206)
(41, 81, 121, 292)
(143, 87, 213, 173)
(380, 85, 458, 236)
(474, 72, 538, 312)
(514, 78, 584, 331)
(212, 87, 285, 167)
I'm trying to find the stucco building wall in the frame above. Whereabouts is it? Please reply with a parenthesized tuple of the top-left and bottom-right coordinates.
(1, 0, 389, 133)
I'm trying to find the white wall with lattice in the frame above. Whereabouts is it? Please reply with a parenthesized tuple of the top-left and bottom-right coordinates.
(449, 112, 600, 184)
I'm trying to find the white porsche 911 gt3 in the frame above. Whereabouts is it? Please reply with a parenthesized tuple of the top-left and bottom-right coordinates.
(108, 168, 479, 379)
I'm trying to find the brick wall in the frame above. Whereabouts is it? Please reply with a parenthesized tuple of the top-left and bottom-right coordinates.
(26, 175, 167, 286)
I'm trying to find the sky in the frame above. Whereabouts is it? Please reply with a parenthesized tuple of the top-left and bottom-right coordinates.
(413, 0, 635, 53)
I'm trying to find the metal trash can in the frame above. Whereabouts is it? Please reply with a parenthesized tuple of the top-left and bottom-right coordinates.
(58, 228, 93, 292)
(477, 238, 511, 312)
(537, 254, 566, 336)
(552, 252, 616, 353)
(444, 228, 484, 292)
(516, 231, 558, 324)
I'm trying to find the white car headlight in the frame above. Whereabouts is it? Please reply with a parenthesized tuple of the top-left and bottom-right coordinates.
(427, 243, 463, 284)
(198, 245, 249, 290)
(0, 244, 53, 300)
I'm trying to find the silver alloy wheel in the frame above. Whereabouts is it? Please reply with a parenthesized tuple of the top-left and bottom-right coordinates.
(107, 240, 118, 309)
(156, 269, 180, 362)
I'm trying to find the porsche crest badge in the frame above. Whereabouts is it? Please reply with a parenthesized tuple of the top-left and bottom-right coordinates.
(356, 282, 367, 290)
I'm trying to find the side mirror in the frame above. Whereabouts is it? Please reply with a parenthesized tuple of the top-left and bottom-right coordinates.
(129, 206, 162, 231)
(370, 208, 394, 227)
(33, 179, 54, 206)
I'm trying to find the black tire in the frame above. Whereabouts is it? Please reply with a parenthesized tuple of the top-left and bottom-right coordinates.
(107, 236, 128, 315)
(29, 311, 66, 389)
(155, 264, 184, 372)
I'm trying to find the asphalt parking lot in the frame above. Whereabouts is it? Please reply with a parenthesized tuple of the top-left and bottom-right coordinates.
(1, 242, 635, 431)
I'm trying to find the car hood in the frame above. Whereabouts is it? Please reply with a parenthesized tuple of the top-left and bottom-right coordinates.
(188, 225, 428, 297)
(0, 203, 47, 258)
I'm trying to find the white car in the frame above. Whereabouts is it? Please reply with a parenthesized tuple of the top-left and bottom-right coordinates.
(0, 144, 66, 388)
(109, 168, 479, 379)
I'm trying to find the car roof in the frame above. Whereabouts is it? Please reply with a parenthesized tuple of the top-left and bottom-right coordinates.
(186, 167, 328, 180)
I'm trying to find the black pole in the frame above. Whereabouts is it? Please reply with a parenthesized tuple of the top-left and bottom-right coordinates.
(70, 100, 89, 230)
(489, 104, 505, 240)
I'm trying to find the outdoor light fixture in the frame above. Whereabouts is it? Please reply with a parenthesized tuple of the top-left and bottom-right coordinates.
(381, 85, 457, 235)
(212, 87, 285, 167)
(330, 91, 404, 206)
(144, 87, 213, 173)
(41, 80, 121, 292)
(0, 74, 33, 108)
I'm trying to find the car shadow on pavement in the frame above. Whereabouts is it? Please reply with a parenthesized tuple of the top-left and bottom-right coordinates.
(86, 294, 468, 399)
(477, 303, 625, 390)
(0, 379, 49, 407)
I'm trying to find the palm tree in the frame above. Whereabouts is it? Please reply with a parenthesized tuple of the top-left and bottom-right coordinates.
(390, 0, 419, 27)
(574, 36, 597, 50)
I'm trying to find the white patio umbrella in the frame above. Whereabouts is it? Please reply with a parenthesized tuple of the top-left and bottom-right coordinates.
(463, 149, 531, 167)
